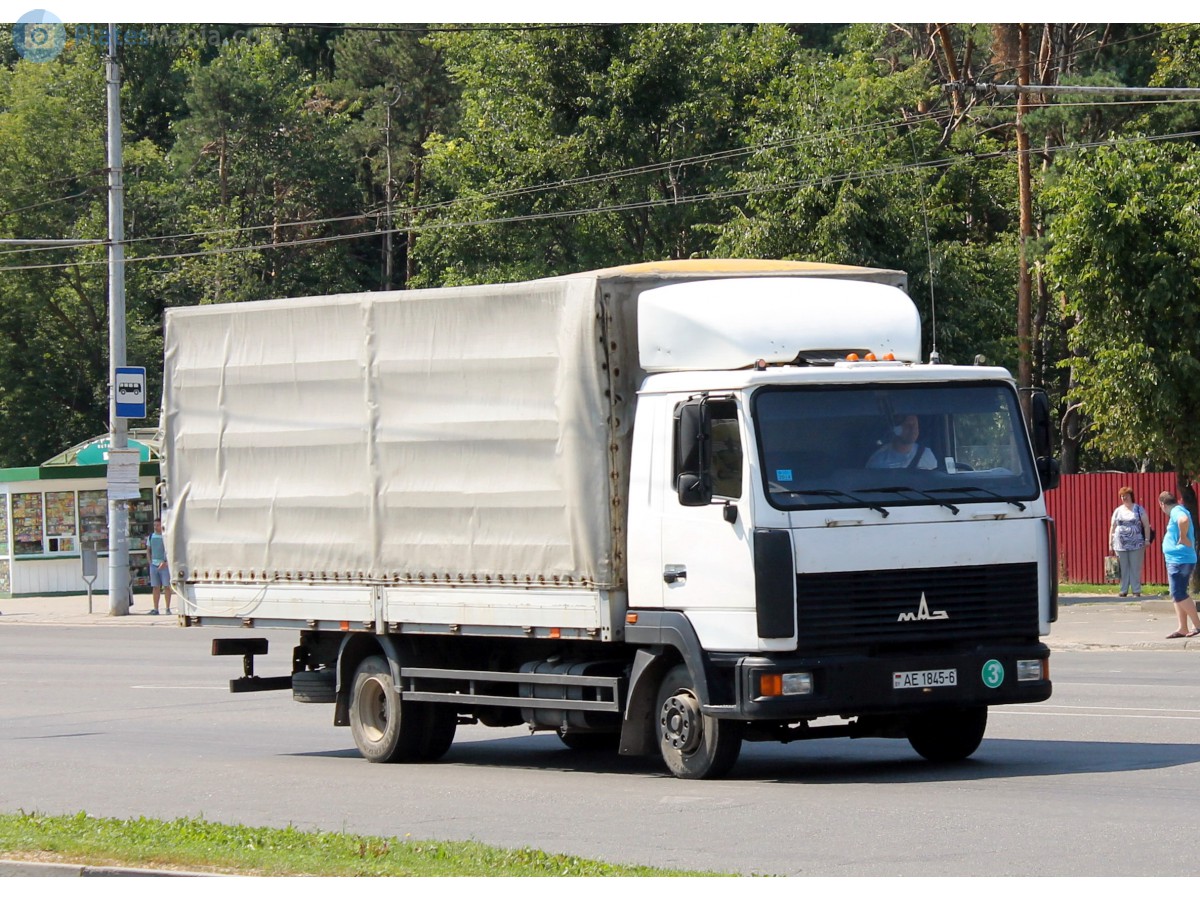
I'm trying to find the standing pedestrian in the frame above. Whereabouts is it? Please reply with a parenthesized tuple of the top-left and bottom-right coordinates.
(1157, 491, 1200, 638)
(148, 517, 171, 616)
(1109, 486, 1151, 597)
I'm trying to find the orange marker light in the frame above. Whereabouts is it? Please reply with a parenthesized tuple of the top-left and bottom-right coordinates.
(864, 352, 877, 361)
(626, 612, 639, 624)
(846, 353, 860, 361)
(759, 673, 783, 697)
(882, 353, 895, 361)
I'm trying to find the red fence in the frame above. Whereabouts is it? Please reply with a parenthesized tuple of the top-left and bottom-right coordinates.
(1045, 472, 1193, 585)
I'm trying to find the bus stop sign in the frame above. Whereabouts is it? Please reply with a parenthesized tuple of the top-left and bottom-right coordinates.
(115, 366, 146, 418)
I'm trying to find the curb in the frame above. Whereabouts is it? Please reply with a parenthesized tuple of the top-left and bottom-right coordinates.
(1047, 639, 1200, 651)
(0, 859, 207, 877)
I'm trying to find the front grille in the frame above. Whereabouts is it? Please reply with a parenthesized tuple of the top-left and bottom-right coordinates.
(795, 563, 1039, 653)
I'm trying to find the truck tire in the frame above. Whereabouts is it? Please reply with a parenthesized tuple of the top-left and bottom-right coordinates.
(906, 706, 988, 763)
(417, 705, 457, 761)
(292, 669, 336, 704)
(349, 656, 423, 763)
(655, 664, 742, 779)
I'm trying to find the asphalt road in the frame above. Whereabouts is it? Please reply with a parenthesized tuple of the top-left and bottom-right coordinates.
(1, 624, 1198, 876)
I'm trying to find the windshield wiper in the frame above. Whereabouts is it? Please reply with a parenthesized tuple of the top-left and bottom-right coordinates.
(857, 486, 960, 515)
(791, 489, 890, 518)
(928, 486, 1026, 511)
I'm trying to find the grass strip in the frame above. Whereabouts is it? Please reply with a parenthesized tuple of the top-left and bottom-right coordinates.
(0, 810, 711, 876)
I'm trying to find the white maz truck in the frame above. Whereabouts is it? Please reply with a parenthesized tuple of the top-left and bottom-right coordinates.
(162, 259, 1059, 779)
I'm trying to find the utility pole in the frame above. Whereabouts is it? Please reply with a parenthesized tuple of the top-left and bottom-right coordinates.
(106, 23, 131, 616)
(383, 87, 403, 292)
(1015, 24, 1034, 399)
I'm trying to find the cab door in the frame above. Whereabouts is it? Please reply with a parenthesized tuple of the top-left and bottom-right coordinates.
(657, 396, 759, 650)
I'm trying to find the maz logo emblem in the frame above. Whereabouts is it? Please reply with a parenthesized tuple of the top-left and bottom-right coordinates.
(897, 592, 948, 622)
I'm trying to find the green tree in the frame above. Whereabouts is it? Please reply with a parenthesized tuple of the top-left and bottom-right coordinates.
(0, 45, 114, 465)
(413, 24, 794, 286)
(1044, 141, 1200, 507)
(713, 23, 1019, 368)
(168, 34, 362, 304)
(325, 26, 458, 289)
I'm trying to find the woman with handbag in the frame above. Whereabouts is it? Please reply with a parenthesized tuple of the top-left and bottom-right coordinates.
(1109, 486, 1151, 597)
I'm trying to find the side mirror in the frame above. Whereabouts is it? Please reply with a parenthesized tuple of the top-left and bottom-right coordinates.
(677, 473, 712, 507)
(1029, 390, 1054, 459)
(1037, 456, 1061, 492)
(1024, 389, 1060, 491)
(675, 399, 713, 507)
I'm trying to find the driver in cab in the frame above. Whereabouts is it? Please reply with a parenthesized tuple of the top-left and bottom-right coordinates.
(867, 414, 936, 470)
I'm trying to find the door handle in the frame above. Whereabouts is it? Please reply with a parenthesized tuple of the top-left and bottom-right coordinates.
(663, 564, 687, 584)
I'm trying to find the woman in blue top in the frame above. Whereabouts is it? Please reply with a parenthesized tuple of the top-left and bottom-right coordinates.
(1157, 491, 1200, 638)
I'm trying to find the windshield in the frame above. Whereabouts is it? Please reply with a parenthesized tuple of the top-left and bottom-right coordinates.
(752, 382, 1040, 511)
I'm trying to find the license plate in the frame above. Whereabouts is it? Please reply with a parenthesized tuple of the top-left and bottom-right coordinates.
(893, 668, 957, 689)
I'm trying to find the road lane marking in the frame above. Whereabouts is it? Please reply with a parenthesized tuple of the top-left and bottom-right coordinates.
(130, 685, 230, 690)
(1017, 710, 1200, 715)
(993, 709, 1200, 720)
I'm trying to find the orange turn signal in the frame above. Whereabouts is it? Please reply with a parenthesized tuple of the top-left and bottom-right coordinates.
(759, 674, 783, 697)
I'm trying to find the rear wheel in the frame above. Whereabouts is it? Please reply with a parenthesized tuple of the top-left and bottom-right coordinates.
(906, 706, 988, 763)
(655, 664, 742, 779)
(418, 705, 458, 761)
(349, 656, 423, 763)
(292, 668, 336, 703)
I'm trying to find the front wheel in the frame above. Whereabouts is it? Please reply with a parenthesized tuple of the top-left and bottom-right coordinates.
(906, 706, 988, 763)
(655, 664, 742, 779)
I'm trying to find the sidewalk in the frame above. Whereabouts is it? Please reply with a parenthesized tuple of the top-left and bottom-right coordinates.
(0, 593, 180, 627)
(2, 591, 1199, 649)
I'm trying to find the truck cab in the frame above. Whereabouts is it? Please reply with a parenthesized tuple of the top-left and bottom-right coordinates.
(620, 277, 1056, 777)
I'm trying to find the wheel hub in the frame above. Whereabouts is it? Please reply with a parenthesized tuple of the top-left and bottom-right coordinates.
(660, 692, 702, 752)
(360, 677, 388, 740)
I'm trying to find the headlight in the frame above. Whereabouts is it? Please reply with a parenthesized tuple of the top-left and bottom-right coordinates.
(758, 671, 813, 697)
(1016, 659, 1045, 681)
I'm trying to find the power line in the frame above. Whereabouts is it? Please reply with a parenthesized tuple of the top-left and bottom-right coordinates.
(952, 82, 1200, 97)
(4, 126, 1200, 276)
(258, 23, 613, 35)
(0, 187, 105, 218)
(5, 92, 1200, 268)
(0, 112, 954, 259)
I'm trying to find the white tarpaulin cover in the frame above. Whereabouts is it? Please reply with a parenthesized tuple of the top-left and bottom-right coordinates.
(163, 277, 627, 588)
(162, 260, 906, 596)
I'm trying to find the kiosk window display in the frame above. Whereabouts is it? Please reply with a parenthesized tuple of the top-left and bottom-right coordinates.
(12, 492, 43, 556)
(0, 499, 8, 593)
(79, 490, 107, 547)
(129, 489, 154, 588)
(44, 491, 76, 553)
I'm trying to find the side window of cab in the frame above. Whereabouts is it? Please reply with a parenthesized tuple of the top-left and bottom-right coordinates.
(710, 406, 743, 500)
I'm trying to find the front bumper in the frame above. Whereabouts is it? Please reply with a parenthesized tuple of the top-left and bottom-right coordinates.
(711, 642, 1051, 719)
